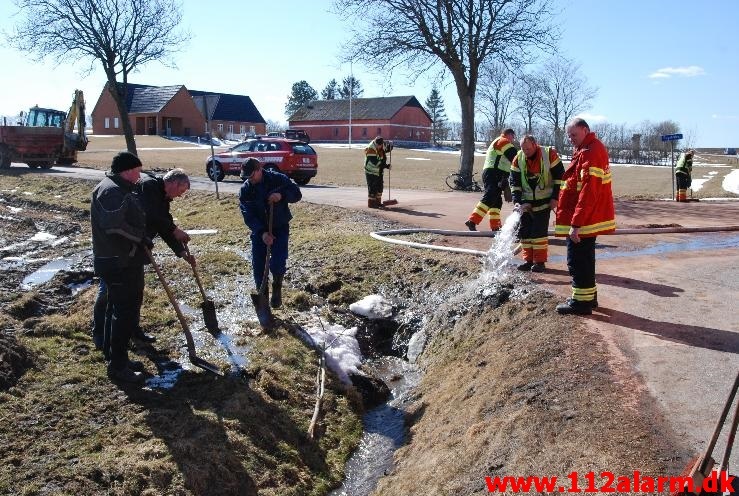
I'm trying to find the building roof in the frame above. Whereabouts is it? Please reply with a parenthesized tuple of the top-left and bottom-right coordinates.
(114, 83, 184, 113)
(288, 96, 431, 122)
(109, 83, 265, 123)
(190, 90, 266, 124)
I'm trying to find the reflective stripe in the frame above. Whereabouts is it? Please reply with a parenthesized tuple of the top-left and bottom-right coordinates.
(578, 219, 616, 235)
(572, 286, 597, 301)
(531, 203, 551, 212)
(555, 220, 616, 236)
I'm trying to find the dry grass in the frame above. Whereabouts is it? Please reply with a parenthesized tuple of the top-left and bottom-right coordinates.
(375, 290, 685, 495)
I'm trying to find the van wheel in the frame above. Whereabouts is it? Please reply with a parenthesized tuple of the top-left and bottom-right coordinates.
(206, 161, 225, 182)
(294, 177, 310, 186)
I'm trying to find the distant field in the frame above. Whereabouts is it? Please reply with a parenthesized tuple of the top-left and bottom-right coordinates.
(75, 135, 739, 199)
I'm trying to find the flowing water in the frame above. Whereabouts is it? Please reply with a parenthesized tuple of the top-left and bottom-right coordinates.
(330, 354, 421, 496)
(480, 210, 522, 283)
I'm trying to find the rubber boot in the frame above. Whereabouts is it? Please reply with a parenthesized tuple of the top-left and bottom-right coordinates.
(271, 274, 283, 309)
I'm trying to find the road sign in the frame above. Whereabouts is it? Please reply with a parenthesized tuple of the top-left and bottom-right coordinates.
(661, 133, 683, 141)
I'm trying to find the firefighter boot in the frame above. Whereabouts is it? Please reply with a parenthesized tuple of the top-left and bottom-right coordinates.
(271, 274, 283, 309)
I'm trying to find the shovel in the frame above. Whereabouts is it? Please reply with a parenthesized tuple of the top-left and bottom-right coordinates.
(144, 246, 223, 376)
(672, 371, 739, 495)
(382, 148, 398, 207)
(250, 203, 273, 329)
(185, 247, 219, 335)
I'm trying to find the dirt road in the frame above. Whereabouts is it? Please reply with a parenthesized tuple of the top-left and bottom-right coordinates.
(17, 163, 739, 458)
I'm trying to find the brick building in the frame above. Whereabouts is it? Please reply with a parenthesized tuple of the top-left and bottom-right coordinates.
(91, 83, 266, 138)
(288, 96, 432, 146)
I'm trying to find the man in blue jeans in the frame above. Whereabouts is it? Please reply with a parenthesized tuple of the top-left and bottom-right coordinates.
(239, 158, 302, 308)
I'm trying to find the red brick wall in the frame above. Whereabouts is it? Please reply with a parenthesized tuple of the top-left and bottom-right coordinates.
(289, 105, 432, 144)
(91, 85, 124, 135)
(160, 87, 205, 136)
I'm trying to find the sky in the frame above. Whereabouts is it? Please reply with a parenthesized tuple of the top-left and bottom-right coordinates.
(0, 0, 737, 147)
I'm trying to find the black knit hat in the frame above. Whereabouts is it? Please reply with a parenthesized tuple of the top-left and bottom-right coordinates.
(111, 151, 142, 173)
(240, 158, 261, 180)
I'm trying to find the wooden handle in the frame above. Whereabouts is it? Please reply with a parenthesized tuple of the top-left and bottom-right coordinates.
(144, 246, 197, 357)
(700, 371, 739, 473)
(186, 248, 209, 301)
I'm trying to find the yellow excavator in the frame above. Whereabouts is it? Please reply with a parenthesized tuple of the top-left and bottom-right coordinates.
(0, 89, 88, 169)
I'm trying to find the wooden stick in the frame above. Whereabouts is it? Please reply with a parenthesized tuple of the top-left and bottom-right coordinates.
(307, 351, 326, 439)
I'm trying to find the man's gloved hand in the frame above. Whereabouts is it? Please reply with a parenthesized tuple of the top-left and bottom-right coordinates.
(141, 237, 154, 250)
(173, 227, 191, 244)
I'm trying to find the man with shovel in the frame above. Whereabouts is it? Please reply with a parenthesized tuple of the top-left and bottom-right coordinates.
(90, 151, 150, 384)
(93, 168, 194, 345)
(239, 158, 302, 310)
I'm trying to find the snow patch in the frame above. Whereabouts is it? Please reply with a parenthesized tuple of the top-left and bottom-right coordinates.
(30, 232, 57, 242)
(722, 169, 739, 195)
(349, 294, 393, 319)
(303, 322, 362, 384)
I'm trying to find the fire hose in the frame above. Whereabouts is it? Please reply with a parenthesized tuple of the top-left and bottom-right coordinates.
(369, 225, 739, 257)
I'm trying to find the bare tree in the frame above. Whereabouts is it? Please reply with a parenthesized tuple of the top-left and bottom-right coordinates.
(477, 61, 517, 136)
(514, 73, 545, 134)
(537, 56, 597, 152)
(9, 0, 189, 155)
(334, 0, 558, 180)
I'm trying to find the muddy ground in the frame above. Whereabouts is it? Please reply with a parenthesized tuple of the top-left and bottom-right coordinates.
(0, 174, 687, 495)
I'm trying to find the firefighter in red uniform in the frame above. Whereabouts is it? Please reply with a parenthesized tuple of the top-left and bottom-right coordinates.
(465, 128, 517, 231)
(510, 135, 564, 273)
(555, 118, 615, 315)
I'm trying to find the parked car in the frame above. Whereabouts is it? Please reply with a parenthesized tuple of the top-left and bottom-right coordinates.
(205, 137, 318, 185)
(284, 129, 310, 143)
(725, 148, 737, 155)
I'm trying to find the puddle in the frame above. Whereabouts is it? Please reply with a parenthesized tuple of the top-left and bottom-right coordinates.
(549, 232, 739, 263)
(145, 362, 186, 390)
(21, 257, 77, 289)
(331, 357, 420, 496)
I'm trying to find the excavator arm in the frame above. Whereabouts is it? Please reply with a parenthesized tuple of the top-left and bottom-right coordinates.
(63, 90, 88, 153)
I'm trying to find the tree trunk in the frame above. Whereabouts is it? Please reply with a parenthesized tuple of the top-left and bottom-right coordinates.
(458, 89, 476, 181)
(107, 81, 138, 156)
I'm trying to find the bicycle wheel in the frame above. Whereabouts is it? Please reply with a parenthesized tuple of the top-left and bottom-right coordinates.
(445, 173, 465, 190)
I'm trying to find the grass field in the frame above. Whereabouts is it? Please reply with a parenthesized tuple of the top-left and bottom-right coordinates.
(77, 135, 739, 199)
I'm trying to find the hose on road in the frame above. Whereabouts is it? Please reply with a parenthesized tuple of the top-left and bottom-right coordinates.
(369, 225, 739, 257)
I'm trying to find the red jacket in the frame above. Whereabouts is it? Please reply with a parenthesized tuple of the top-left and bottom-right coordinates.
(555, 132, 615, 237)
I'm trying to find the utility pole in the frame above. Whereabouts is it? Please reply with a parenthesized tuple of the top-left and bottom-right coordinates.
(348, 59, 353, 147)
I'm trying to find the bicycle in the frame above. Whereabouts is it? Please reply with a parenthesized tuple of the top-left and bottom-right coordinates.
(445, 171, 482, 192)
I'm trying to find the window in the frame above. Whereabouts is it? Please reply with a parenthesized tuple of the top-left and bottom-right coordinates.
(228, 124, 233, 134)
(266, 142, 281, 151)
(205, 123, 209, 133)
(334, 127, 339, 136)
(114, 117, 119, 129)
(240, 125, 245, 134)
(217, 123, 224, 132)
(104, 117, 110, 129)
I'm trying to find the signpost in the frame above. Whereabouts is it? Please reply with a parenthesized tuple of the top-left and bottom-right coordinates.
(662, 133, 683, 200)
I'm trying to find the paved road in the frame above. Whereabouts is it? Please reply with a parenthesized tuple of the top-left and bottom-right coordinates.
(9, 163, 739, 461)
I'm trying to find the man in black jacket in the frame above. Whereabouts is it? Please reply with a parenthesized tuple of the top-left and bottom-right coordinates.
(93, 168, 194, 346)
(91, 151, 149, 384)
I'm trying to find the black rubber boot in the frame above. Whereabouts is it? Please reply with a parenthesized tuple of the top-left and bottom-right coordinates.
(556, 298, 592, 315)
(271, 274, 284, 309)
(465, 220, 477, 231)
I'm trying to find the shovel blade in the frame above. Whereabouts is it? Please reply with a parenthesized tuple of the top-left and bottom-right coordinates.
(200, 300, 220, 335)
(189, 355, 224, 376)
(251, 291, 273, 329)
